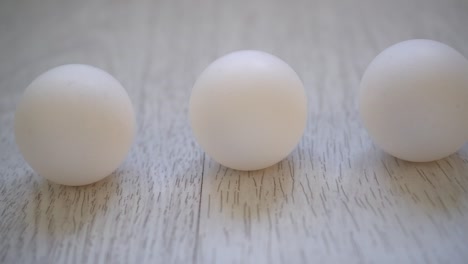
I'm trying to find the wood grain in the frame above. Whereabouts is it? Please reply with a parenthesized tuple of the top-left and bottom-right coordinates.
(1, 0, 468, 263)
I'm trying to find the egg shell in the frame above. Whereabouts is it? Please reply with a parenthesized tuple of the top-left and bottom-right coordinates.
(15, 64, 135, 186)
(189, 50, 307, 170)
(360, 39, 468, 162)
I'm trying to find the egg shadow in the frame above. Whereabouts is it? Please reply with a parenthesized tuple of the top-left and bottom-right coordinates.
(6, 167, 131, 246)
(200, 152, 296, 226)
(354, 144, 468, 215)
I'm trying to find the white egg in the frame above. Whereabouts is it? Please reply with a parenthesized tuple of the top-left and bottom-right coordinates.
(15, 64, 135, 186)
(360, 39, 468, 162)
(189, 50, 307, 170)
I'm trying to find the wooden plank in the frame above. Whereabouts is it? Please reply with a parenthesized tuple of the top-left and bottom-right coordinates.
(0, 0, 468, 263)
(196, 0, 468, 263)
(0, 0, 204, 263)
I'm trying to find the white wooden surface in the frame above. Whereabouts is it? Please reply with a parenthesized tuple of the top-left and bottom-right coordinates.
(1, 0, 468, 263)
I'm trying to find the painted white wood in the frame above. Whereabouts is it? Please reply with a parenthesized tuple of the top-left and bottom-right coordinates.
(1, 0, 467, 263)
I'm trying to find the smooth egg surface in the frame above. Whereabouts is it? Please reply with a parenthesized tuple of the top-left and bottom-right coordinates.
(190, 50, 307, 170)
(360, 39, 468, 162)
(15, 64, 135, 186)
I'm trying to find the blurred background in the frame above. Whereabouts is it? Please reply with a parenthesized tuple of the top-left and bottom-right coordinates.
(2, 0, 467, 112)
